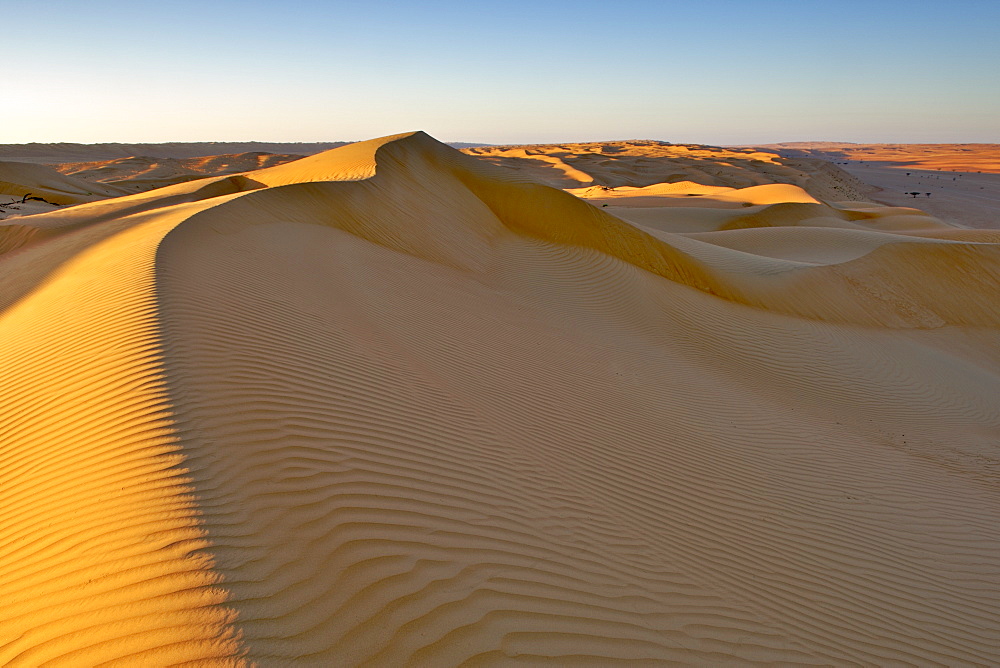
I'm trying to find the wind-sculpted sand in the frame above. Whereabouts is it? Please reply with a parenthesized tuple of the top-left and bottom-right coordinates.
(0, 161, 128, 206)
(463, 141, 873, 202)
(2, 132, 999, 665)
(53, 152, 308, 194)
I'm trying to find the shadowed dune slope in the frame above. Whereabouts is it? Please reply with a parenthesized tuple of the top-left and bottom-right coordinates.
(2, 132, 999, 665)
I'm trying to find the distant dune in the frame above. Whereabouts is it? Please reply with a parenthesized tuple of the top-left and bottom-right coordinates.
(2, 132, 999, 665)
(53, 152, 308, 193)
(0, 141, 488, 165)
(463, 141, 873, 202)
(747, 142, 1000, 174)
(0, 141, 350, 164)
(0, 160, 128, 205)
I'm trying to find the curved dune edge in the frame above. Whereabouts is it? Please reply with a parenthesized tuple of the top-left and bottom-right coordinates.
(2, 131, 1000, 665)
(0, 161, 128, 205)
(462, 141, 875, 203)
(0, 201, 246, 665)
(5, 131, 1000, 328)
(425, 136, 1000, 328)
(569, 181, 822, 208)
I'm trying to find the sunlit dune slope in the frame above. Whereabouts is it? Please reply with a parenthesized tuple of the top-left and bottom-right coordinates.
(463, 140, 872, 202)
(0, 160, 128, 205)
(2, 131, 999, 666)
(568, 181, 822, 209)
(54, 152, 307, 194)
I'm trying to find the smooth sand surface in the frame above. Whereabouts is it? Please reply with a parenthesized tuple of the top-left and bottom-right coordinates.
(2, 132, 999, 665)
(831, 165, 1000, 230)
(751, 142, 1000, 174)
(746, 143, 1000, 229)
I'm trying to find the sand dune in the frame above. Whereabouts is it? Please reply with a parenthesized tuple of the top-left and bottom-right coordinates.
(463, 141, 873, 202)
(0, 161, 129, 206)
(0, 142, 350, 164)
(0, 141, 484, 165)
(54, 152, 308, 194)
(2, 132, 999, 665)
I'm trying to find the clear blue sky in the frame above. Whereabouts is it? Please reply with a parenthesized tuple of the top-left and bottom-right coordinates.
(4, 0, 998, 144)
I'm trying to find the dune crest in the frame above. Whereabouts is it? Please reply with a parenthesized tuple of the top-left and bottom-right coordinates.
(2, 132, 999, 665)
(0, 161, 127, 205)
(0, 201, 245, 665)
(53, 152, 307, 194)
(463, 140, 874, 202)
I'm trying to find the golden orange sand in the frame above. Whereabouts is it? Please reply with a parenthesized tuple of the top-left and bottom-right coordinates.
(2, 132, 999, 665)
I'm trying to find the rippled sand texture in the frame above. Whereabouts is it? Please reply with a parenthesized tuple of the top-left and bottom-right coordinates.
(2, 132, 999, 665)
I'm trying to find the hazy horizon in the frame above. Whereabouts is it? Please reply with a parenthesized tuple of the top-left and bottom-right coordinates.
(4, 0, 998, 145)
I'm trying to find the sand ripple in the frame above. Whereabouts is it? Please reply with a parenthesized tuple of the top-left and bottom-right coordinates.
(2, 132, 999, 665)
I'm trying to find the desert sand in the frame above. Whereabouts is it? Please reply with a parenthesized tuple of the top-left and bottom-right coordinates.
(0, 161, 129, 205)
(751, 142, 1000, 174)
(0, 142, 350, 165)
(54, 152, 308, 194)
(830, 165, 1000, 230)
(746, 143, 1000, 229)
(2, 132, 999, 665)
(463, 141, 873, 202)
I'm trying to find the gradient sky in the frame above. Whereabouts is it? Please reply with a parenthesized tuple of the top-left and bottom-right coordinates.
(4, 0, 999, 144)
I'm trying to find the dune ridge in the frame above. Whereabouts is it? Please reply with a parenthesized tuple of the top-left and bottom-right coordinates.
(0, 142, 349, 164)
(53, 152, 308, 194)
(0, 161, 128, 206)
(463, 141, 873, 202)
(0, 199, 248, 665)
(2, 132, 999, 665)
